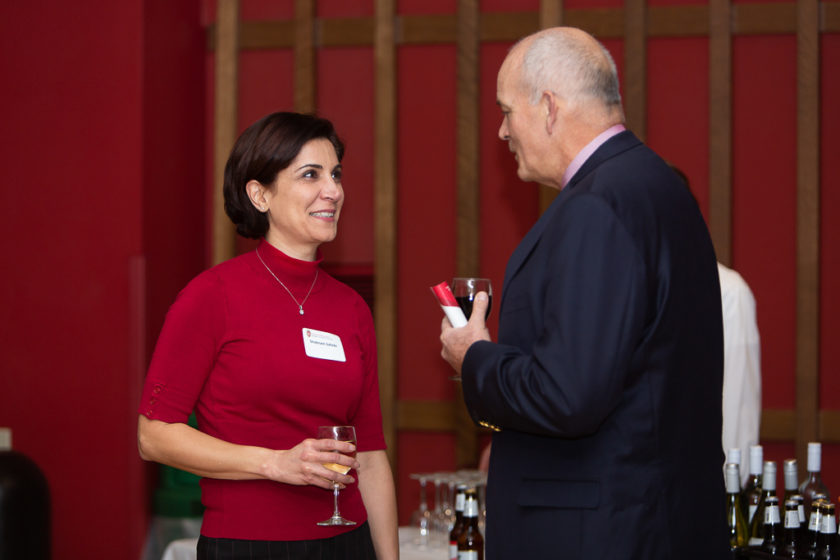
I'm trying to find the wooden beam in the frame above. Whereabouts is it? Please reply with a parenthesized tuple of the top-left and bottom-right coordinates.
(820, 410, 840, 443)
(320, 17, 375, 47)
(374, 0, 398, 465)
(212, 0, 238, 266)
(398, 405, 840, 444)
(540, 0, 563, 29)
(648, 5, 709, 37)
(761, 409, 796, 441)
(206, 4, 835, 51)
(397, 401, 456, 432)
(795, 0, 820, 470)
(708, 0, 732, 266)
(825, 2, 840, 33)
(240, 20, 295, 49)
(623, 0, 647, 141)
(479, 11, 539, 42)
(455, 0, 481, 469)
(398, 14, 458, 45)
(294, 0, 315, 114)
(734, 3, 797, 35)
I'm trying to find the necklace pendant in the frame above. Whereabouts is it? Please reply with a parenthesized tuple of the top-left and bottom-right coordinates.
(299, 306, 304, 315)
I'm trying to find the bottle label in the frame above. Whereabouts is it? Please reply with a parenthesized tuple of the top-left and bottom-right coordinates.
(797, 504, 805, 524)
(464, 498, 479, 518)
(449, 543, 458, 560)
(785, 510, 800, 529)
(455, 493, 466, 513)
(820, 514, 837, 534)
(458, 551, 479, 560)
(765, 505, 780, 525)
(748, 537, 764, 546)
(808, 511, 820, 532)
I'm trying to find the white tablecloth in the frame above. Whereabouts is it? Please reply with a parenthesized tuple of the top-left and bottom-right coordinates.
(161, 527, 449, 560)
(161, 538, 198, 560)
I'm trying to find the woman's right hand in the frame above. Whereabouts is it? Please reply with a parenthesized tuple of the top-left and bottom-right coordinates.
(264, 437, 359, 490)
(138, 416, 359, 489)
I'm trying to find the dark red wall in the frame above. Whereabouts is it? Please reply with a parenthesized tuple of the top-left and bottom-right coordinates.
(1, 1, 837, 557)
(0, 1, 204, 558)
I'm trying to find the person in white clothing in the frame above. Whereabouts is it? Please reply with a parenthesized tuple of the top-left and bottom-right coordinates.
(717, 261, 762, 483)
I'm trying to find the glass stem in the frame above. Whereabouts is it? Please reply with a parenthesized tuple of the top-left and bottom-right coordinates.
(332, 482, 341, 518)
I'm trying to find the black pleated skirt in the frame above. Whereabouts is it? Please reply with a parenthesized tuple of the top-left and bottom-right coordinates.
(196, 522, 376, 560)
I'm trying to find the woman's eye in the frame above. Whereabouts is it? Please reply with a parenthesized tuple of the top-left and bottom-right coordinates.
(302, 169, 318, 179)
(332, 169, 342, 181)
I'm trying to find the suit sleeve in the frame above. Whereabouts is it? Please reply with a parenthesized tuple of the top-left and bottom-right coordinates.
(461, 193, 649, 437)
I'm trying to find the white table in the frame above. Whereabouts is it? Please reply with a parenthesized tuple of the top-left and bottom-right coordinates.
(161, 527, 449, 560)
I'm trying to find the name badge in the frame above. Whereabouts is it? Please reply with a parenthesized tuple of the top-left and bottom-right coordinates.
(302, 328, 346, 362)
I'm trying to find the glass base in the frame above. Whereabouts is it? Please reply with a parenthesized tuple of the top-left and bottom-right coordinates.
(316, 515, 356, 526)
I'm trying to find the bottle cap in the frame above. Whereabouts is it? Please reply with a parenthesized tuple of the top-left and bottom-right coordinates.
(727, 448, 741, 467)
(0, 427, 10, 451)
(725, 463, 741, 493)
(750, 445, 763, 475)
(807, 442, 821, 472)
(762, 460, 777, 491)
(783, 458, 798, 490)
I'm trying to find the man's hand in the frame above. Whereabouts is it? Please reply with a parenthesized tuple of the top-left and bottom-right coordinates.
(440, 291, 491, 375)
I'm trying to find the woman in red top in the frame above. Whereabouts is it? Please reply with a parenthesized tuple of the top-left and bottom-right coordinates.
(137, 112, 398, 560)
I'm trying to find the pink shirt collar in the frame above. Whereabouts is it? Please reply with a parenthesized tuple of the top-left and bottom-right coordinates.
(561, 124, 626, 188)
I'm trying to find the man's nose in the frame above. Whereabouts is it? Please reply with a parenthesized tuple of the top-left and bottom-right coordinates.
(498, 119, 509, 141)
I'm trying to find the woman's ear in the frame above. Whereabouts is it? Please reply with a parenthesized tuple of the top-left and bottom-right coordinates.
(246, 180, 268, 212)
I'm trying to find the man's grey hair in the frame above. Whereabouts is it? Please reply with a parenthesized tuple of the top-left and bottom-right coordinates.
(519, 31, 622, 110)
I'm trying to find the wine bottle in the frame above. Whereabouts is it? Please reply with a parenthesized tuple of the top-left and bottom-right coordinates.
(783, 498, 804, 559)
(791, 493, 807, 543)
(785, 459, 800, 502)
(800, 443, 832, 519)
(457, 488, 483, 560)
(750, 460, 777, 546)
(728, 448, 742, 471)
(761, 495, 782, 555)
(725, 463, 749, 549)
(815, 501, 836, 560)
(449, 484, 467, 560)
(742, 445, 764, 525)
(808, 496, 829, 557)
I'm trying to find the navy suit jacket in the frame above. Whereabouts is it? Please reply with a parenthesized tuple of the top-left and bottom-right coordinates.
(462, 131, 730, 559)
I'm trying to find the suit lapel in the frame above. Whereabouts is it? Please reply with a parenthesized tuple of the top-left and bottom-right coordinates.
(499, 131, 642, 309)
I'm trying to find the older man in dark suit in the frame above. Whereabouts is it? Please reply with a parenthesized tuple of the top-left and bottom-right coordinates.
(440, 27, 730, 559)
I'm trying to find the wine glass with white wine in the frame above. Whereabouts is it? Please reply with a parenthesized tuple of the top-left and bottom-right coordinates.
(316, 425, 357, 526)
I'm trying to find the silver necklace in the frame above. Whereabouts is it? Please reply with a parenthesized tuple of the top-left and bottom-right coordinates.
(255, 247, 318, 315)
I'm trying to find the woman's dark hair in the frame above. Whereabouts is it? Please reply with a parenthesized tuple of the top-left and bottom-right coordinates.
(223, 112, 344, 239)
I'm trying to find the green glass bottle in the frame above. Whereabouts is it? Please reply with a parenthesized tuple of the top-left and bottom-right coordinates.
(749, 460, 777, 547)
(726, 462, 749, 549)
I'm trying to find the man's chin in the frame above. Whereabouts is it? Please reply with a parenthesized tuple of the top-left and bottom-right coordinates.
(516, 166, 533, 183)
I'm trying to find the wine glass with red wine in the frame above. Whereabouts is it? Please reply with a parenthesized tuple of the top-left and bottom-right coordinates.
(451, 278, 493, 321)
(449, 278, 492, 381)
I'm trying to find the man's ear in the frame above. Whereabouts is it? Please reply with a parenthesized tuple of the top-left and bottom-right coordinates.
(246, 180, 268, 212)
(542, 91, 560, 134)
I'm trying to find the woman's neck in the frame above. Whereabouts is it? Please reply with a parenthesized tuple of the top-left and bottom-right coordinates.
(264, 232, 318, 262)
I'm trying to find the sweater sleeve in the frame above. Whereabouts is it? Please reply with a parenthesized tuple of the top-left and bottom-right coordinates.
(138, 270, 227, 423)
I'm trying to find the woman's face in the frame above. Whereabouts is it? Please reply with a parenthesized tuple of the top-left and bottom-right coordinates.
(259, 138, 344, 260)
